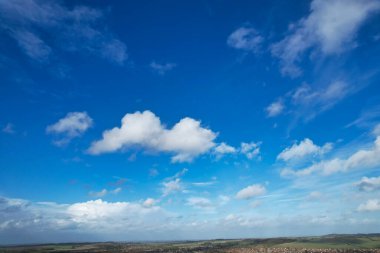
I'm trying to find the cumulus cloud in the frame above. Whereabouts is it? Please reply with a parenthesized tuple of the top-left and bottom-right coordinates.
(1, 195, 380, 244)
(0, 196, 168, 241)
(213, 142, 261, 160)
(142, 198, 156, 208)
(355, 176, 380, 192)
(0, 0, 128, 64)
(88, 110, 217, 162)
(357, 199, 380, 212)
(240, 142, 261, 159)
(66, 199, 166, 231)
(213, 142, 237, 158)
(46, 112, 93, 146)
(277, 138, 332, 161)
(227, 27, 263, 52)
(266, 100, 284, 117)
(150, 61, 176, 75)
(271, 0, 380, 76)
(281, 136, 380, 177)
(236, 184, 266, 200)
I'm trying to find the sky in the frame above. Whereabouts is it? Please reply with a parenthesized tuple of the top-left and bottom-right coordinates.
(1, 0, 380, 245)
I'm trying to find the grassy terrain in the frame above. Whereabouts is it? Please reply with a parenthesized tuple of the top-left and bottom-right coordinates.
(1, 234, 380, 252)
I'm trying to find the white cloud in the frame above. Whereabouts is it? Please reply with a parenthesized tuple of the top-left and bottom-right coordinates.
(88, 110, 217, 162)
(162, 178, 182, 196)
(170, 168, 188, 179)
(111, 187, 122, 194)
(266, 100, 284, 117)
(269, 81, 352, 123)
(213, 142, 262, 160)
(89, 189, 108, 198)
(292, 82, 350, 115)
(357, 199, 380, 212)
(0, 0, 127, 64)
(2, 123, 15, 134)
(277, 138, 332, 161)
(271, 0, 380, 76)
(186, 197, 212, 209)
(46, 112, 93, 146)
(161, 169, 188, 196)
(12, 30, 52, 62)
(355, 176, 380, 192)
(150, 61, 176, 75)
(281, 136, 380, 177)
(346, 106, 380, 130)
(373, 123, 380, 136)
(1, 195, 380, 244)
(291, 81, 351, 122)
(192, 181, 215, 187)
(67, 199, 164, 228)
(227, 27, 263, 52)
(142, 198, 156, 208)
(47, 112, 93, 137)
(88, 188, 121, 198)
(240, 142, 260, 159)
(236, 184, 266, 200)
(213, 142, 237, 158)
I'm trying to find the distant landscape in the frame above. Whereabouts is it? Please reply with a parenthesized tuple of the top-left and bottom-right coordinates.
(1, 234, 380, 253)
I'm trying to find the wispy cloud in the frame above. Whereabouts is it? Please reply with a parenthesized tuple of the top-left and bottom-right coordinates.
(347, 105, 380, 130)
(267, 81, 353, 124)
(236, 184, 266, 200)
(88, 188, 122, 198)
(0, 0, 128, 64)
(46, 112, 93, 146)
(271, 0, 380, 77)
(186, 197, 213, 210)
(150, 61, 176, 75)
(161, 168, 188, 196)
(2, 123, 15, 134)
(227, 26, 263, 52)
(266, 100, 284, 117)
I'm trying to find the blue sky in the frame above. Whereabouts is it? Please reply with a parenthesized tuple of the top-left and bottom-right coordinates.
(1, 0, 380, 244)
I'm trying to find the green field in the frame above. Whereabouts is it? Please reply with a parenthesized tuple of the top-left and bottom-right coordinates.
(1, 234, 380, 252)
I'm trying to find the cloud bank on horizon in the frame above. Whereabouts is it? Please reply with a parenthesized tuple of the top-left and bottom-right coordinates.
(1, 0, 380, 244)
